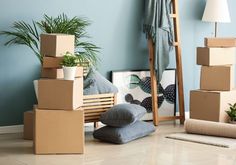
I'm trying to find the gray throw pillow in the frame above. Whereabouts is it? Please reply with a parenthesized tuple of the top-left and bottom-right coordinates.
(93, 121, 155, 144)
(100, 104, 146, 127)
(83, 78, 99, 95)
(85, 68, 118, 94)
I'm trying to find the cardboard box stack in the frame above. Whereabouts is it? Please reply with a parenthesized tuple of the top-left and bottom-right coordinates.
(190, 38, 236, 123)
(40, 34, 83, 79)
(34, 34, 84, 154)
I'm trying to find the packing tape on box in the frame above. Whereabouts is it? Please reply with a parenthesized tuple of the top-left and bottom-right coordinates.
(184, 119, 236, 139)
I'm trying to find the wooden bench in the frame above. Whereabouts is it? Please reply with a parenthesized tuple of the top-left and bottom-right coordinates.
(82, 93, 117, 127)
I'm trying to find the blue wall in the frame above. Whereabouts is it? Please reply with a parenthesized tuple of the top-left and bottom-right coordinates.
(0, 0, 236, 126)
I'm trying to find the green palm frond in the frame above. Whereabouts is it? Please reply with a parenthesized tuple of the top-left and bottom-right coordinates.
(0, 13, 100, 66)
(75, 41, 100, 67)
(37, 14, 89, 39)
(0, 21, 41, 62)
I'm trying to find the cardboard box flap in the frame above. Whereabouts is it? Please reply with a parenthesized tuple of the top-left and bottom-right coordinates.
(205, 38, 236, 47)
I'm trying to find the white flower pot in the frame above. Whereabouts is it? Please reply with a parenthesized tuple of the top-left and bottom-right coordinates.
(33, 80, 39, 101)
(63, 66, 77, 80)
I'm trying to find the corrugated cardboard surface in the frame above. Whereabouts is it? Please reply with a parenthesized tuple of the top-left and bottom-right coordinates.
(41, 68, 63, 79)
(205, 38, 236, 47)
(40, 34, 75, 57)
(24, 111, 34, 140)
(34, 108, 84, 154)
(197, 47, 236, 66)
(41, 67, 83, 79)
(200, 65, 234, 91)
(38, 78, 83, 110)
(190, 90, 236, 122)
(43, 57, 63, 68)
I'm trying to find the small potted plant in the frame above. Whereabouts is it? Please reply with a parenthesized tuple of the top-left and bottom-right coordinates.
(61, 52, 80, 80)
(226, 103, 236, 124)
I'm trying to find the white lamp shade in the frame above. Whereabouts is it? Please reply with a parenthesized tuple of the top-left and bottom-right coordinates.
(202, 0, 231, 23)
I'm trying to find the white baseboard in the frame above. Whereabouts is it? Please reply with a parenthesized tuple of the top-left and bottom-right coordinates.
(176, 111, 189, 119)
(0, 125, 23, 134)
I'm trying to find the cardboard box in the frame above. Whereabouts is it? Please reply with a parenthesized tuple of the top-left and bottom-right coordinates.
(205, 38, 236, 47)
(196, 47, 235, 66)
(34, 108, 84, 154)
(42, 57, 63, 68)
(40, 34, 75, 57)
(41, 67, 83, 79)
(38, 78, 83, 110)
(190, 90, 236, 122)
(23, 111, 34, 140)
(200, 65, 234, 91)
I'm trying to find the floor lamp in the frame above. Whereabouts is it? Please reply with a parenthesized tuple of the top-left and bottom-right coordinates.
(202, 0, 231, 37)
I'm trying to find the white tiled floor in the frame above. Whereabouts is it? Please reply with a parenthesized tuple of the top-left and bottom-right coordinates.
(0, 123, 236, 165)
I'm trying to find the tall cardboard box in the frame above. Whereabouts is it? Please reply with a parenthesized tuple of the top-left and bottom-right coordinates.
(34, 108, 84, 154)
(190, 90, 236, 122)
(41, 67, 83, 79)
(40, 34, 75, 57)
(42, 57, 63, 68)
(196, 47, 235, 66)
(24, 111, 34, 140)
(204, 38, 236, 47)
(200, 65, 234, 91)
(38, 78, 83, 110)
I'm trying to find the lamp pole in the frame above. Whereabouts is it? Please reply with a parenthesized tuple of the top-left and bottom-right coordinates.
(214, 22, 218, 37)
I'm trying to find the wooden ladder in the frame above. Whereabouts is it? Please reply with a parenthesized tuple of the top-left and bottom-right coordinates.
(148, 0, 185, 126)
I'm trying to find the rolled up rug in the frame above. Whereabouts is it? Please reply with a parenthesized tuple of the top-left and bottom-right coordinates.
(185, 119, 236, 139)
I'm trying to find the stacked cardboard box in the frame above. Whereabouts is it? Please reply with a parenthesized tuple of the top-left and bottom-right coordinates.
(190, 38, 236, 123)
(32, 34, 84, 154)
(40, 34, 83, 79)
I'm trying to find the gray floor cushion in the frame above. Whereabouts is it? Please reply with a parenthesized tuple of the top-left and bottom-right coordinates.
(100, 104, 146, 127)
(93, 121, 155, 144)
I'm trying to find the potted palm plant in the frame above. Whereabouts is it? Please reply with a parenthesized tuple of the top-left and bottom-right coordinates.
(0, 14, 99, 98)
(226, 103, 236, 124)
(0, 13, 99, 66)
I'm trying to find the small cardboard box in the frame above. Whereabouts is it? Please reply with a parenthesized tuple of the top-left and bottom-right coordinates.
(41, 67, 83, 79)
(23, 111, 34, 140)
(190, 90, 236, 122)
(200, 65, 234, 91)
(205, 38, 236, 47)
(34, 108, 84, 154)
(196, 47, 235, 66)
(40, 34, 75, 57)
(42, 57, 63, 68)
(38, 78, 83, 110)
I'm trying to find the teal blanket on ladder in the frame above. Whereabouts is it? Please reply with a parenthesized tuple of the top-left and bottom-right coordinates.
(143, 0, 174, 82)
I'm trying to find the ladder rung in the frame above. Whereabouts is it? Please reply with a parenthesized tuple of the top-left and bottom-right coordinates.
(170, 14, 177, 18)
(173, 42, 179, 46)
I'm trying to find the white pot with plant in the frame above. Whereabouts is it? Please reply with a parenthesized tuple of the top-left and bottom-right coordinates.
(61, 52, 80, 80)
(226, 103, 236, 124)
